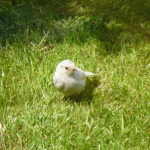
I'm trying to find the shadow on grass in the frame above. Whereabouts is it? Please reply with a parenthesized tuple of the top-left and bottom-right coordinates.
(1, 0, 150, 51)
(63, 77, 100, 104)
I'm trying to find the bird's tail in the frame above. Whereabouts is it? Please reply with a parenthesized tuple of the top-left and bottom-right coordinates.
(85, 71, 97, 76)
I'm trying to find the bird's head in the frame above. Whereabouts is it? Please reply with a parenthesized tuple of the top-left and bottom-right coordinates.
(57, 60, 77, 76)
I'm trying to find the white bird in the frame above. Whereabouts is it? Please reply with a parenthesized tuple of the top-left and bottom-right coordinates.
(53, 60, 96, 96)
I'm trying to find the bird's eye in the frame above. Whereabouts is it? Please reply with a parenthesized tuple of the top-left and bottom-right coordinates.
(65, 67, 68, 70)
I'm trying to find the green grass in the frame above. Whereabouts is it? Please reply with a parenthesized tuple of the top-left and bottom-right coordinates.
(0, 2, 150, 149)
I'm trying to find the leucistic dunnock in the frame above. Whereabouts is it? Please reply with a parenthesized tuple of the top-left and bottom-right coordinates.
(53, 60, 96, 96)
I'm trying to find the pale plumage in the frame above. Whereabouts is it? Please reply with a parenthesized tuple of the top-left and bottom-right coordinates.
(53, 60, 96, 96)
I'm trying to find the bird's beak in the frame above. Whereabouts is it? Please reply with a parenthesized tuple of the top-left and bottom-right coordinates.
(70, 67, 77, 72)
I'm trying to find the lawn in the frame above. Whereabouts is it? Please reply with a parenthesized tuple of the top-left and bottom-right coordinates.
(0, 1, 150, 149)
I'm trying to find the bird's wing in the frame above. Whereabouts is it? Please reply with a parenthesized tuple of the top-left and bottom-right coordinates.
(74, 68, 97, 79)
(73, 68, 86, 80)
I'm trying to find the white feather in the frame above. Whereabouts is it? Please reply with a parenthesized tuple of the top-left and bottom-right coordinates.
(53, 60, 96, 96)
